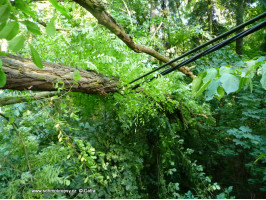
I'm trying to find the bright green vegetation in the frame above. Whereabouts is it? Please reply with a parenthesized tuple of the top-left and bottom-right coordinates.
(0, 0, 265, 199)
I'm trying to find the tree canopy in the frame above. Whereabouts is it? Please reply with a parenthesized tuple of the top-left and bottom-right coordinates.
(0, 0, 265, 199)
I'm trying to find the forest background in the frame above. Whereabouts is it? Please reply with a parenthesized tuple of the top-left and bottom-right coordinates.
(0, 0, 265, 198)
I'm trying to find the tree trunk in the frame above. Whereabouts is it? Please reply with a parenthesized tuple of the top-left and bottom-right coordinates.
(208, 0, 213, 34)
(1, 54, 118, 96)
(235, 0, 245, 55)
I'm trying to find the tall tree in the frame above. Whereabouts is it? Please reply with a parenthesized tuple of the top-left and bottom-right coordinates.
(235, 0, 246, 55)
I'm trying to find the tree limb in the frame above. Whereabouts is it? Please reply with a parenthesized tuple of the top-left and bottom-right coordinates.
(0, 91, 59, 106)
(71, 0, 194, 79)
(0, 113, 32, 174)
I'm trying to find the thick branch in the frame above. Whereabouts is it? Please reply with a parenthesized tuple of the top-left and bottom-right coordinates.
(72, 0, 194, 79)
(1, 54, 118, 95)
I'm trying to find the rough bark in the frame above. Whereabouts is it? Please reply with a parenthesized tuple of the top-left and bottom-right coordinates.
(1, 54, 118, 95)
(71, 0, 194, 79)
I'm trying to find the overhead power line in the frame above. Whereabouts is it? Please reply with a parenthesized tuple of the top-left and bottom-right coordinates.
(129, 12, 266, 85)
(131, 20, 266, 90)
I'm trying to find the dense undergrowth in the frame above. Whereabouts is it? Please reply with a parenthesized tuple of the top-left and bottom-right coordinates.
(0, 0, 265, 199)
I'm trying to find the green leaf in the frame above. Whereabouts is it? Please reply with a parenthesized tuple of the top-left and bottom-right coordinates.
(236, 77, 245, 93)
(0, 21, 19, 40)
(21, 20, 41, 35)
(14, 0, 36, 17)
(46, 17, 56, 36)
(260, 63, 266, 90)
(9, 116, 15, 123)
(73, 70, 81, 81)
(194, 79, 212, 98)
(192, 71, 206, 96)
(65, 180, 70, 186)
(0, 70, 6, 87)
(246, 60, 256, 68)
(256, 56, 266, 62)
(215, 86, 224, 100)
(203, 68, 217, 83)
(246, 60, 260, 77)
(219, 66, 233, 75)
(29, 44, 43, 69)
(0, 59, 2, 69)
(0, 4, 10, 24)
(205, 80, 220, 101)
(0, 22, 6, 32)
(8, 35, 25, 52)
(219, 73, 239, 94)
(48, 0, 71, 19)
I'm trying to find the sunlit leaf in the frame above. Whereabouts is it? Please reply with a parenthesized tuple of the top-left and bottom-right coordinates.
(0, 4, 10, 24)
(46, 17, 56, 36)
(8, 35, 25, 52)
(203, 68, 217, 83)
(21, 20, 41, 35)
(0, 70, 6, 87)
(192, 71, 206, 96)
(215, 86, 224, 100)
(205, 80, 220, 101)
(29, 44, 43, 69)
(219, 66, 233, 75)
(194, 79, 211, 98)
(220, 73, 239, 94)
(260, 63, 266, 90)
(73, 70, 81, 81)
(0, 21, 19, 40)
(48, 0, 71, 18)
(14, 0, 35, 17)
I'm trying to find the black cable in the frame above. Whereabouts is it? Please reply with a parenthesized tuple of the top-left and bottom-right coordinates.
(129, 12, 266, 84)
(161, 20, 265, 76)
(131, 20, 266, 90)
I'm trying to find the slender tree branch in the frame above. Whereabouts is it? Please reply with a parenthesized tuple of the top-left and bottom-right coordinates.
(151, 21, 164, 39)
(0, 113, 32, 174)
(0, 91, 60, 106)
(121, 0, 133, 26)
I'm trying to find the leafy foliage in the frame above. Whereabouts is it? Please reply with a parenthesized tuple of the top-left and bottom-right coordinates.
(0, 0, 265, 199)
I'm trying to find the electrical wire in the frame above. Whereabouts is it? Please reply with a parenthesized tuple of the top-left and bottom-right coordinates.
(129, 12, 266, 85)
(131, 20, 266, 90)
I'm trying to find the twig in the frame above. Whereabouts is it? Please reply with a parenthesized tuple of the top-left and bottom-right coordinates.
(181, 103, 209, 119)
(0, 167, 22, 173)
(150, 21, 164, 39)
(0, 153, 21, 173)
(25, 90, 79, 153)
(1, 150, 12, 168)
(37, 20, 82, 32)
(0, 113, 32, 174)
(121, 0, 133, 27)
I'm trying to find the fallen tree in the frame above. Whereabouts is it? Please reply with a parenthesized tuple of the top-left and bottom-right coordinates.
(1, 54, 118, 96)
